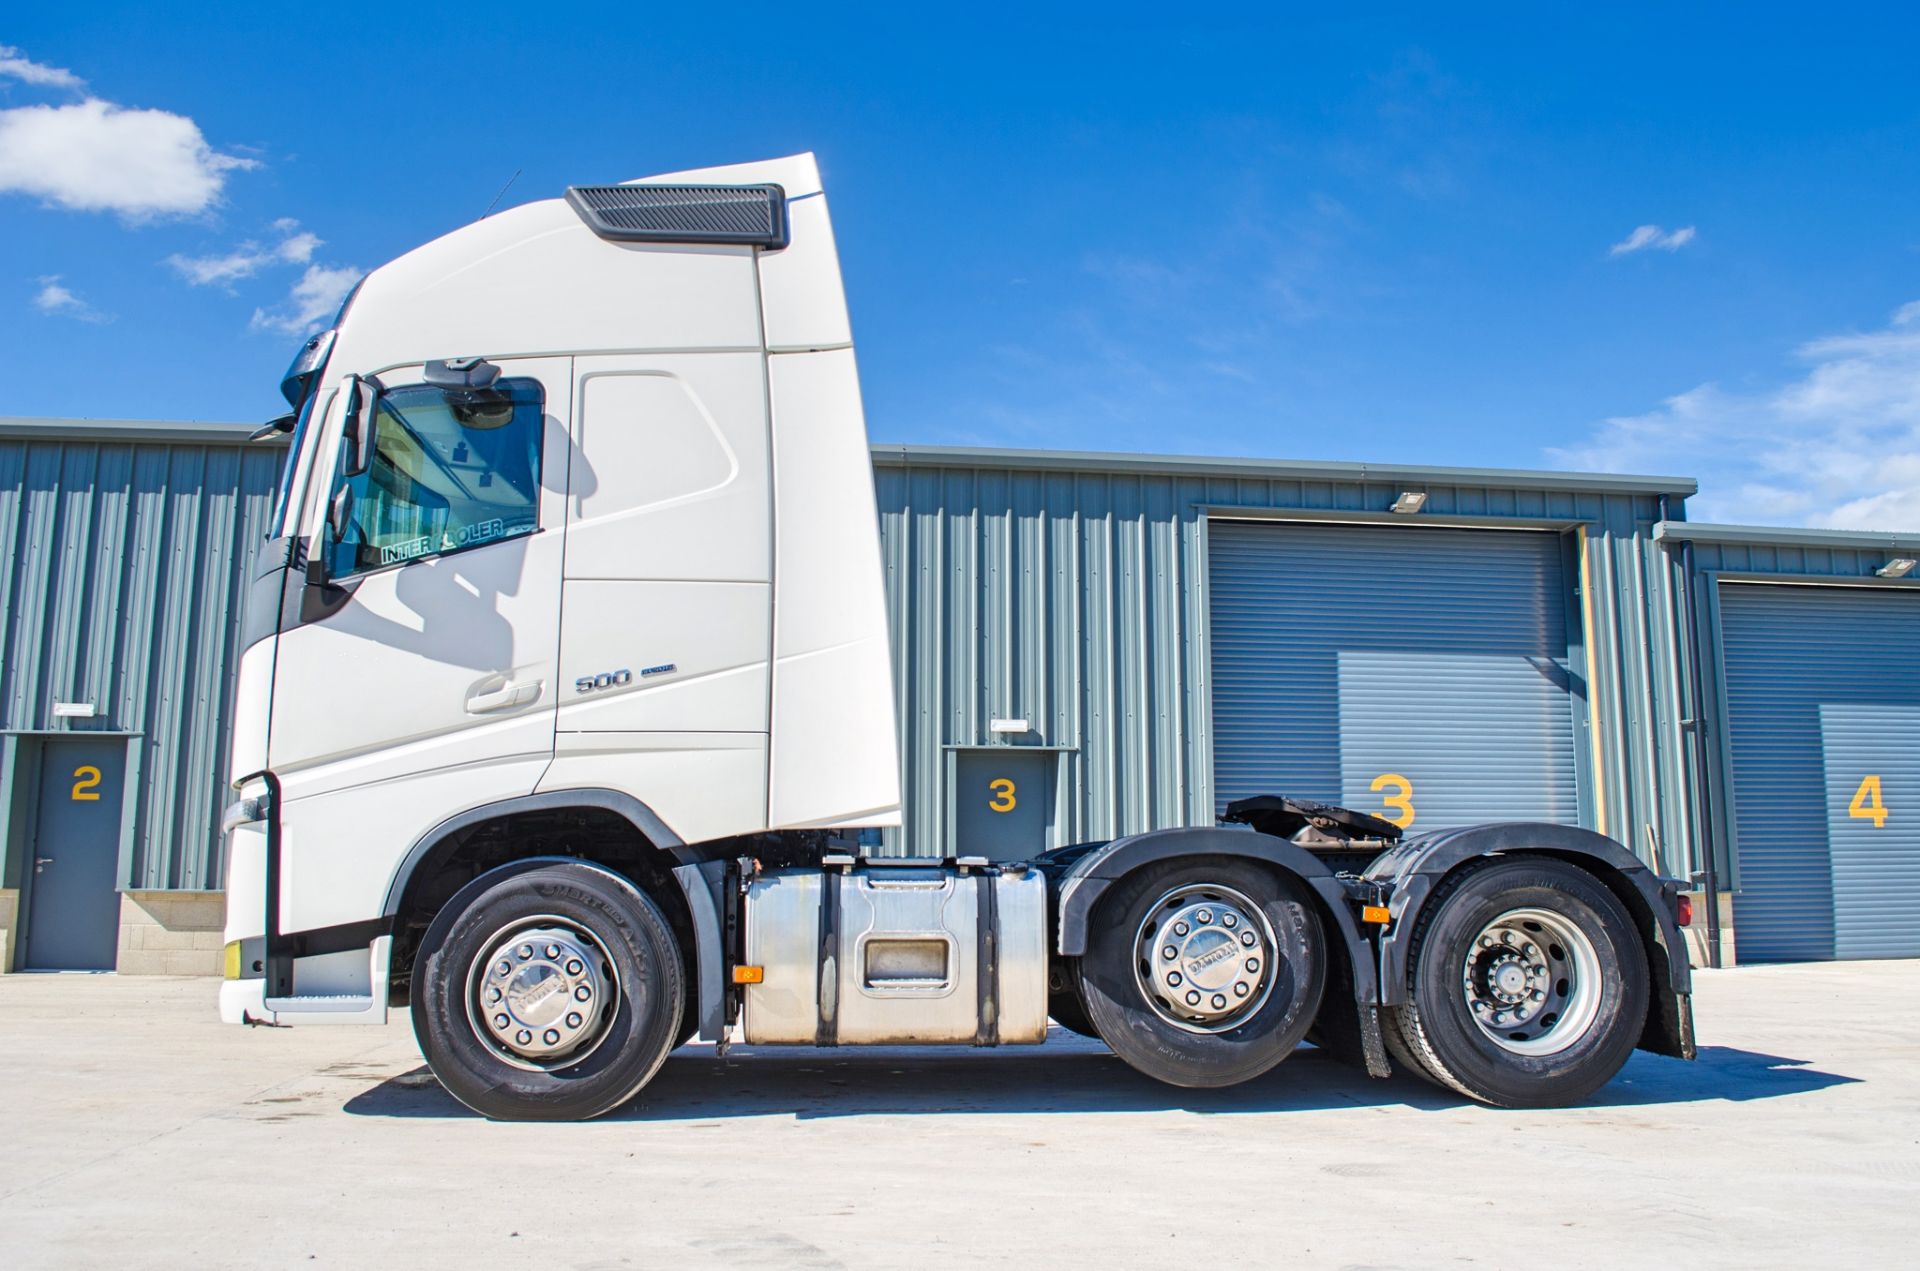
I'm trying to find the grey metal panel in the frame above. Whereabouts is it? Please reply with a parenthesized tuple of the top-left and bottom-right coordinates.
(0, 435, 284, 891)
(1208, 521, 1579, 828)
(876, 456, 1685, 875)
(1655, 520, 1920, 554)
(0, 417, 276, 446)
(871, 444, 1697, 497)
(1717, 583, 1920, 961)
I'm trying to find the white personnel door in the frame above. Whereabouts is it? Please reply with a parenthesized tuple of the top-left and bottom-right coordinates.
(268, 356, 571, 931)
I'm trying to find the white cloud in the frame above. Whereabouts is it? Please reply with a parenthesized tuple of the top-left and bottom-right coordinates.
(32, 275, 110, 323)
(0, 45, 84, 91)
(1609, 224, 1697, 256)
(249, 263, 364, 335)
(167, 221, 322, 287)
(1551, 301, 1920, 531)
(0, 97, 255, 220)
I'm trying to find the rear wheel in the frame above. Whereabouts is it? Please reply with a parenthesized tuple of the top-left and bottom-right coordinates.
(1387, 857, 1647, 1108)
(1077, 858, 1325, 1087)
(412, 861, 684, 1121)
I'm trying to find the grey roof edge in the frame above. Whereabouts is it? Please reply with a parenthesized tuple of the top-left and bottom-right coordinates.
(869, 443, 1698, 496)
(0, 416, 282, 445)
(1654, 520, 1920, 552)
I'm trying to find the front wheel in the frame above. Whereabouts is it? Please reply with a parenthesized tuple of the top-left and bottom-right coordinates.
(1077, 858, 1326, 1088)
(412, 861, 684, 1121)
(1387, 857, 1648, 1108)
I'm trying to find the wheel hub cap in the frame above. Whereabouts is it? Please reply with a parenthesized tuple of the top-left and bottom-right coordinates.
(1461, 907, 1603, 1057)
(468, 922, 612, 1066)
(1134, 884, 1276, 1033)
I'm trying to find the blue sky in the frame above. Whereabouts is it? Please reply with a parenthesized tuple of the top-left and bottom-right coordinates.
(5, 4, 1919, 528)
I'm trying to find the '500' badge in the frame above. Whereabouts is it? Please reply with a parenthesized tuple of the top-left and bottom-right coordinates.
(575, 669, 632, 693)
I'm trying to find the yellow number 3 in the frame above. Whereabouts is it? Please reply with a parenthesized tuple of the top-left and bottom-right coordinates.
(1849, 775, 1888, 829)
(1372, 773, 1415, 829)
(988, 778, 1017, 813)
(71, 765, 102, 802)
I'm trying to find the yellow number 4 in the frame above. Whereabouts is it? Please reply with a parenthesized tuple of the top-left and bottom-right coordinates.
(1372, 773, 1415, 829)
(1849, 775, 1888, 829)
(988, 778, 1017, 813)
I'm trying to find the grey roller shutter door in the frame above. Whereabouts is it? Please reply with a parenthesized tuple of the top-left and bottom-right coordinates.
(1718, 583, 1920, 962)
(1209, 521, 1580, 833)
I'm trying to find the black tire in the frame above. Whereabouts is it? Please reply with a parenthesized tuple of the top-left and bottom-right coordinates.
(1386, 857, 1648, 1109)
(412, 861, 684, 1122)
(1077, 858, 1326, 1088)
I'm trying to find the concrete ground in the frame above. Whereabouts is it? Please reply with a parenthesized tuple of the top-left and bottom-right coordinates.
(0, 963, 1914, 1269)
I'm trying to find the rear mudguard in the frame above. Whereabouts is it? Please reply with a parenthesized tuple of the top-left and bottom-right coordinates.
(1050, 827, 1391, 1078)
(1363, 823, 1696, 1061)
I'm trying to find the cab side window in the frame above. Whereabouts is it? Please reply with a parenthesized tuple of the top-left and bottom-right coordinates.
(328, 378, 544, 577)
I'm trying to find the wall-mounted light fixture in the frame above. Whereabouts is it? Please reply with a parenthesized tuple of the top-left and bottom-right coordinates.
(1391, 491, 1429, 514)
(1876, 558, 1917, 578)
(988, 718, 1030, 734)
(52, 701, 98, 718)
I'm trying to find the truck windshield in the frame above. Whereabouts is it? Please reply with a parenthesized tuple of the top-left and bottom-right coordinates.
(266, 386, 323, 539)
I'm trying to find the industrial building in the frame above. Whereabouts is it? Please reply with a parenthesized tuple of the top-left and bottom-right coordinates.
(1, 417, 1915, 973)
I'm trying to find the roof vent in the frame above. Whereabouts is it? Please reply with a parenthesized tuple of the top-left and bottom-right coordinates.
(565, 183, 789, 249)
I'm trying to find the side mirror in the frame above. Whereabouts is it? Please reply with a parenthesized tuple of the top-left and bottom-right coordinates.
(340, 376, 379, 477)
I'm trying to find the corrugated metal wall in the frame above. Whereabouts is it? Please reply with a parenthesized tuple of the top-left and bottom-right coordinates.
(875, 451, 1697, 875)
(1677, 530, 1920, 898)
(0, 430, 282, 889)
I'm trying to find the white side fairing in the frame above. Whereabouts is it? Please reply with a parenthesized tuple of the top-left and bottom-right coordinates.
(638, 155, 902, 830)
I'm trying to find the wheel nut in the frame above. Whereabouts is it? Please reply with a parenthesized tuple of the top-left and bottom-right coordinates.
(1222, 913, 1237, 929)
(1163, 946, 1178, 960)
(493, 1013, 509, 1029)
(1234, 982, 1249, 997)
(1523, 943, 1537, 957)
(1173, 922, 1189, 937)
(565, 959, 584, 976)
(487, 987, 502, 1003)
(543, 1029, 561, 1045)
(1240, 931, 1256, 946)
(1185, 991, 1202, 1006)
(518, 944, 533, 959)
(1167, 972, 1183, 986)
(516, 1029, 532, 1045)
(574, 985, 591, 1001)
(1196, 909, 1213, 924)
(566, 1012, 583, 1028)
(1245, 958, 1259, 973)
(1480, 936, 1494, 948)
(545, 944, 560, 959)
(496, 960, 512, 977)
(1211, 994, 1227, 1010)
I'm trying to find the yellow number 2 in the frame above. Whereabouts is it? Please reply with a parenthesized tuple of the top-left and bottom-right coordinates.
(1849, 774, 1888, 829)
(988, 778, 1017, 813)
(1371, 773, 1415, 829)
(71, 765, 102, 802)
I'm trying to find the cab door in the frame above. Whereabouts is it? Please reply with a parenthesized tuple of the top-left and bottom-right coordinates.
(267, 356, 570, 932)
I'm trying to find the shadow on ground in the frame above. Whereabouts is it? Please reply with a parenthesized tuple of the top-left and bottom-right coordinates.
(342, 1031, 1858, 1121)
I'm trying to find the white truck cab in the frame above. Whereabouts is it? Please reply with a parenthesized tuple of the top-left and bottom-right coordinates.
(222, 155, 1695, 1120)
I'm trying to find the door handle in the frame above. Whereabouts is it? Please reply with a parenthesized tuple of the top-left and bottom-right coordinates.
(34, 856, 53, 874)
(465, 679, 541, 714)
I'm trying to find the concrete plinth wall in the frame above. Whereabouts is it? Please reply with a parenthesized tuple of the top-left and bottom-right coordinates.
(0, 888, 16, 971)
(116, 891, 225, 975)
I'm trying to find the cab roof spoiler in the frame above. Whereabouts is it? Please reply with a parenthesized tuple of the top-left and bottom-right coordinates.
(564, 182, 789, 250)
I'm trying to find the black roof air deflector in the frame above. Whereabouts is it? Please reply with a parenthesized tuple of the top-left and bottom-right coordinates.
(565, 182, 789, 249)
